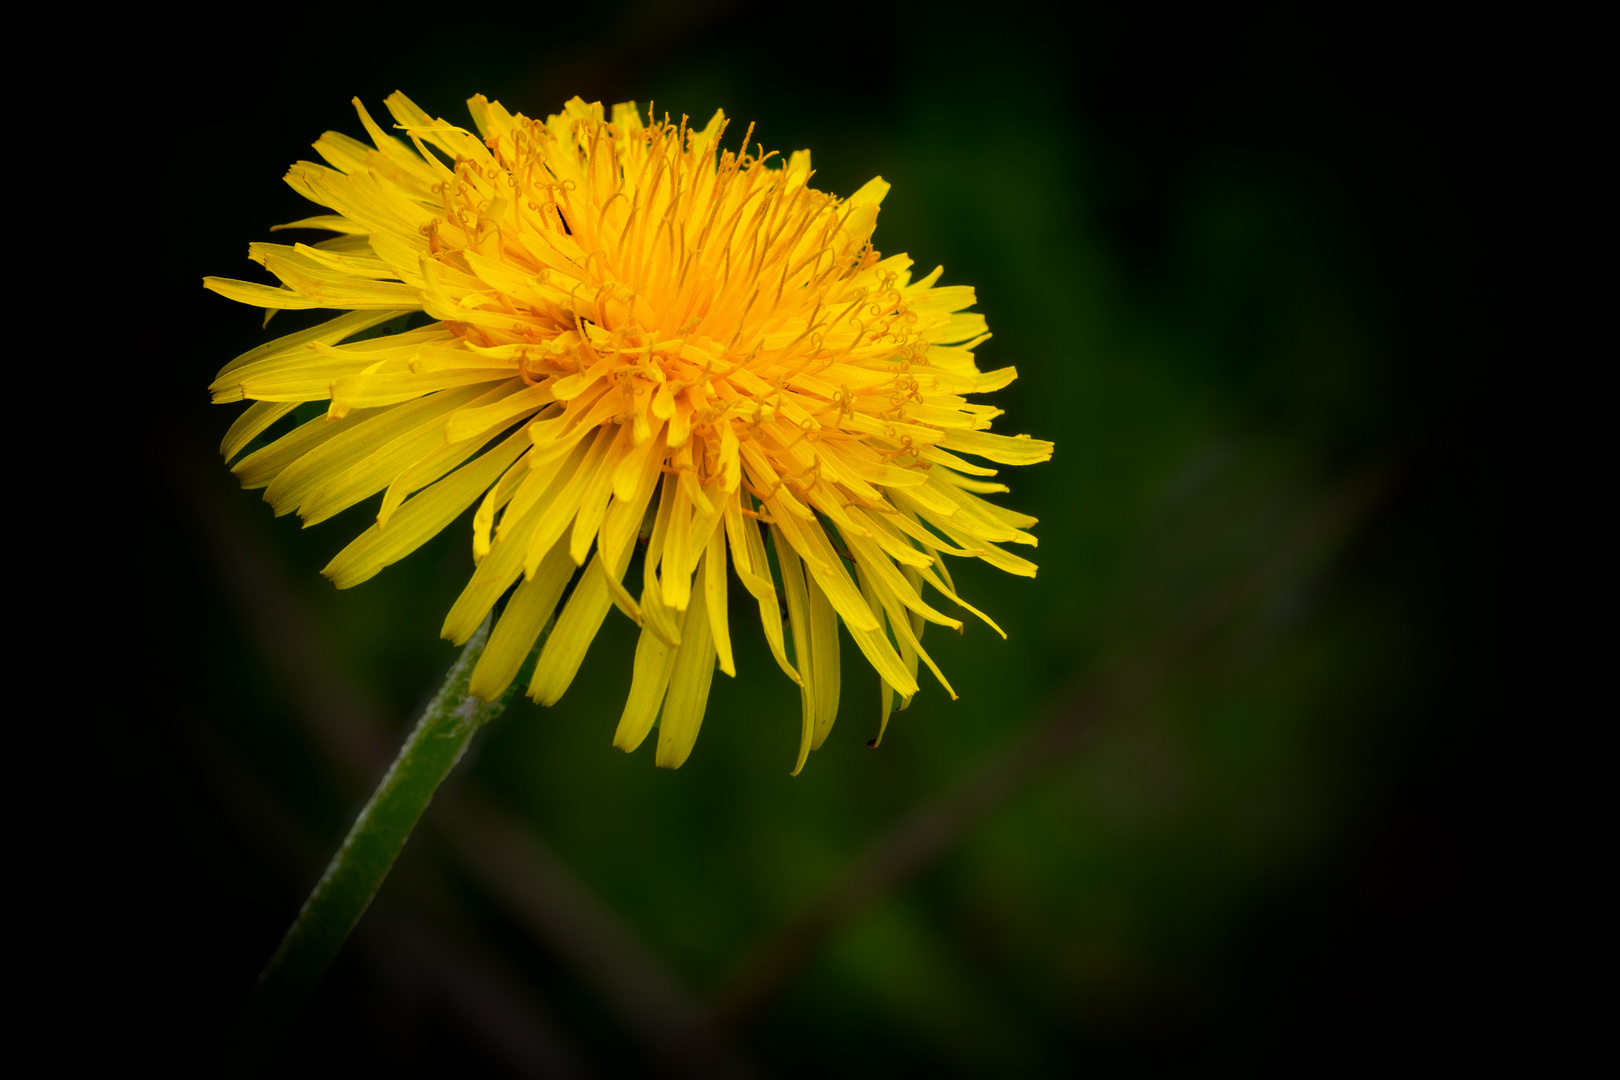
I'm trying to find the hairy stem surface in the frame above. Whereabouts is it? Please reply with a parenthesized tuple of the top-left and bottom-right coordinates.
(244, 616, 509, 1033)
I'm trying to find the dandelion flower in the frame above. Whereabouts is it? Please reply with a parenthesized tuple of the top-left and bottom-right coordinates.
(206, 94, 1052, 772)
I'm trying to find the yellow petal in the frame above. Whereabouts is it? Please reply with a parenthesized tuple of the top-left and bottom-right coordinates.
(221, 400, 298, 463)
(805, 570, 840, 752)
(704, 522, 735, 678)
(726, 491, 798, 685)
(528, 542, 635, 706)
(772, 525, 818, 775)
(614, 621, 678, 754)
(323, 426, 529, 589)
(656, 559, 719, 769)
(468, 537, 577, 700)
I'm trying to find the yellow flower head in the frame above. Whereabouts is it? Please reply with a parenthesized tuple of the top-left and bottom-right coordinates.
(206, 93, 1052, 772)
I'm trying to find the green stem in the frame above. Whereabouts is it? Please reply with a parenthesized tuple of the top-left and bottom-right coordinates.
(243, 615, 510, 1032)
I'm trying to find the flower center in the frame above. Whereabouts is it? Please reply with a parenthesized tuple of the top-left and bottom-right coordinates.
(418, 105, 935, 487)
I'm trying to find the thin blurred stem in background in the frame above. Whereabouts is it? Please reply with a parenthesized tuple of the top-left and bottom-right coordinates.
(181, 439, 1387, 1074)
(711, 462, 1390, 1030)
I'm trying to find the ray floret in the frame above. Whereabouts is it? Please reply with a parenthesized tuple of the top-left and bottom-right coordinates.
(206, 93, 1052, 772)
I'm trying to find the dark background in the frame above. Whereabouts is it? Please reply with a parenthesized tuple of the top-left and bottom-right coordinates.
(42, 2, 1595, 1075)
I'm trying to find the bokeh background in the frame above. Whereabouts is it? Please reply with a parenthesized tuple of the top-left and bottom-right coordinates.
(59, 2, 1589, 1075)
